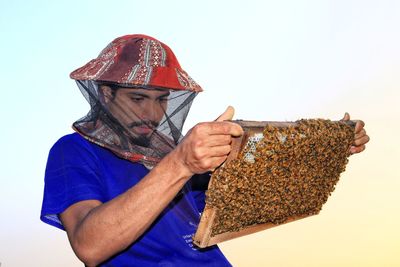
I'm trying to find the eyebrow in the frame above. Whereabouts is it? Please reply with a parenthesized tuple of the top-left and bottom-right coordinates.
(127, 92, 170, 99)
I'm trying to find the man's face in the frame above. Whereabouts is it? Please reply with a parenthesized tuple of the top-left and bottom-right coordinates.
(101, 85, 170, 146)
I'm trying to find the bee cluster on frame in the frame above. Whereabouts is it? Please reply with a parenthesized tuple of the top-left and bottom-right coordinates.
(206, 119, 354, 236)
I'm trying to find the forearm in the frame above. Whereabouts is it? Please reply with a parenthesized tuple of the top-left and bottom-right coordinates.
(68, 150, 192, 266)
(62, 118, 243, 266)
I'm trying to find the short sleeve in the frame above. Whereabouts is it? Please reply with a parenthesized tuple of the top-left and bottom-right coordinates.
(40, 134, 106, 230)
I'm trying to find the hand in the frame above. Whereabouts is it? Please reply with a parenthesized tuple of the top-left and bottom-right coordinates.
(173, 106, 243, 176)
(341, 112, 370, 155)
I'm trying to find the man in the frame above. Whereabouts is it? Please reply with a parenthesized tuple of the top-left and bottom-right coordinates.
(41, 34, 369, 266)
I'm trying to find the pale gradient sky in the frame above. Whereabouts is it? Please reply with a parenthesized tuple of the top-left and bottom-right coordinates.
(1, 0, 399, 266)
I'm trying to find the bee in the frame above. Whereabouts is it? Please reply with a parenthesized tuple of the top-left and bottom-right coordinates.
(206, 119, 354, 237)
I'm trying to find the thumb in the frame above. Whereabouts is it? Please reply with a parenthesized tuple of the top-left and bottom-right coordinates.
(341, 112, 350, 121)
(216, 106, 235, 121)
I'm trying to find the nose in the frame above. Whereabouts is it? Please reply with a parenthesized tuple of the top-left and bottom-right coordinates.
(140, 99, 164, 124)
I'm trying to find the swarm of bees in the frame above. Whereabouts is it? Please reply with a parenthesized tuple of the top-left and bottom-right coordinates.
(206, 119, 354, 236)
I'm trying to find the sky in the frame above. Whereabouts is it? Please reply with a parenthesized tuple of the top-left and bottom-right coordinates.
(0, 0, 399, 266)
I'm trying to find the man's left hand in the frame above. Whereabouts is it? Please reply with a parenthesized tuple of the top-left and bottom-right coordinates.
(341, 112, 370, 155)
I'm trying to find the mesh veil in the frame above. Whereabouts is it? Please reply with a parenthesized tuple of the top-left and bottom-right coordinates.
(69, 34, 202, 168)
(73, 80, 197, 169)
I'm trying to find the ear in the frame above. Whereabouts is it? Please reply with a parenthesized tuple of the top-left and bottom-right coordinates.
(99, 85, 114, 104)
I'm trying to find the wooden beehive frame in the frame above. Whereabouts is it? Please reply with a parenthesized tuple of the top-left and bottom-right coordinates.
(193, 120, 355, 248)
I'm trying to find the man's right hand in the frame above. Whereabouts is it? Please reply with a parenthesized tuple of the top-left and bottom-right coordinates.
(172, 106, 244, 176)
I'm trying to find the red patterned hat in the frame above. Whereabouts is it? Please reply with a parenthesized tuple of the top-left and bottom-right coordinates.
(70, 34, 202, 92)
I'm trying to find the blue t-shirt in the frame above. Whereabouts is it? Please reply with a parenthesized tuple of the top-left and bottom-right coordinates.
(40, 133, 231, 267)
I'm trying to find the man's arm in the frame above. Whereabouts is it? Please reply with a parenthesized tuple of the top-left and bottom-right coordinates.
(60, 107, 243, 267)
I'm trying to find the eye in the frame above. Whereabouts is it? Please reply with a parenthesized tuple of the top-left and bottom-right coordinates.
(159, 97, 168, 103)
(130, 97, 144, 103)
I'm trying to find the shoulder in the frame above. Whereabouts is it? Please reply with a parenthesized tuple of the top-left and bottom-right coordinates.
(50, 133, 97, 156)
(46, 133, 102, 169)
(52, 132, 92, 150)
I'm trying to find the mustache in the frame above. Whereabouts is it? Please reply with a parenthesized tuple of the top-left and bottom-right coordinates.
(128, 120, 159, 129)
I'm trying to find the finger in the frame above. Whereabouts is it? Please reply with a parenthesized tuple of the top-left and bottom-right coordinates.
(203, 135, 233, 147)
(355, 129, 366, 139)
(208, 145, 232, 157)
(193, 144, 231, 160)
(208, 121, 244, 137)
(354, 135, 370, 146)
(350, 145, 366, 154)
(197, 155, 229, 171)
(209, 156, 229, 171)
(216, 106, 235, 122)
(341, 112, 350, 121)
(354, 120, 365, 133)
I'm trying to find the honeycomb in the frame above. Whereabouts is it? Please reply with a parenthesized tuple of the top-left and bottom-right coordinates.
(205, 119, 354, 236)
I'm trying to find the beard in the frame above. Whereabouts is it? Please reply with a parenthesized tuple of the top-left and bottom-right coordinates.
(127, 120, 159, 147)
(129, 135, 151, 147)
